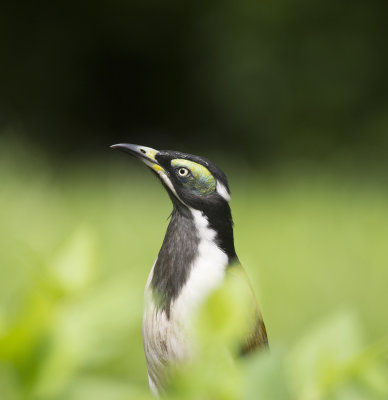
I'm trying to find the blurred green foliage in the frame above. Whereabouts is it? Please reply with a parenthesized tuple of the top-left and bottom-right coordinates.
(1, 0, 388, 163)
(0, 141, 387, 399)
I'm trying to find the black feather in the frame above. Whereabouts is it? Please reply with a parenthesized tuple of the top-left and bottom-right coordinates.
(151, 207, 199, 318)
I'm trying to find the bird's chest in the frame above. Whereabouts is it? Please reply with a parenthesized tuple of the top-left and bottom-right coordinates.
(142, 231, 228, 371)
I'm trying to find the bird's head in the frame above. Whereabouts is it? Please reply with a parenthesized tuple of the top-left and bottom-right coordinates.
(111, 143, 231, 212)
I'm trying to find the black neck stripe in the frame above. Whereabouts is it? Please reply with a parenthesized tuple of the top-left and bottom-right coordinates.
(150, 203, 236, 318)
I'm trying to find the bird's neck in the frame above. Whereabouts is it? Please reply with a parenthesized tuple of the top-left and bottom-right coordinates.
(150, 203, 237, 317)
(198, 200, 237, 261)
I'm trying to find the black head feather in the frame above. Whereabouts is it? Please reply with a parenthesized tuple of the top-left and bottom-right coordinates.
(155, 150, 231, 196)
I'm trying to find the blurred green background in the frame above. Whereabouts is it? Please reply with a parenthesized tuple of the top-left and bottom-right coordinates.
(1, 0, 388, 398)
(1, 0, 388, 165)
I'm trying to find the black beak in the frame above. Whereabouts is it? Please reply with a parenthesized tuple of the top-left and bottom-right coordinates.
(110, 143, 160, 166)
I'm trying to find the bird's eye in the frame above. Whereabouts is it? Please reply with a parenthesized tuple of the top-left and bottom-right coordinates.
(177, 167, 189, 177)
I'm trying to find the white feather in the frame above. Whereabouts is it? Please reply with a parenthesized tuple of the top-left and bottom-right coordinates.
(216, 181, 231, 202)
(142, 209, 228, 394)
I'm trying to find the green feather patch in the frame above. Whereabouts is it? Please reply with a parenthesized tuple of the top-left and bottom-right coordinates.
(171, 159, 216, 196)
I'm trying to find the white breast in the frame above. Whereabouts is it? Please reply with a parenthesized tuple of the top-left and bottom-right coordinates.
(142, 209, 228, 394)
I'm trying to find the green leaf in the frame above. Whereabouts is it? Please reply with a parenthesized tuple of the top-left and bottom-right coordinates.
(243, 348, 291, 400)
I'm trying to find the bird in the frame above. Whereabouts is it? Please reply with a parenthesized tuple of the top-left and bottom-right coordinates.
(111, 143, 268, 395)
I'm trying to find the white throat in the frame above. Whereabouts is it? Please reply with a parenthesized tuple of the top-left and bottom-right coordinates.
(171, 209, 228, 318)
(142, 208, 229, 393)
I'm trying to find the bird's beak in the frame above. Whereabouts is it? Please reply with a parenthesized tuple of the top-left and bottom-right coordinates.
(110, 143, 164, 173)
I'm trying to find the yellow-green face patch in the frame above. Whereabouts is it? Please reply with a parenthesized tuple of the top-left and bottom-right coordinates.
(171, 159, 216, 196)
